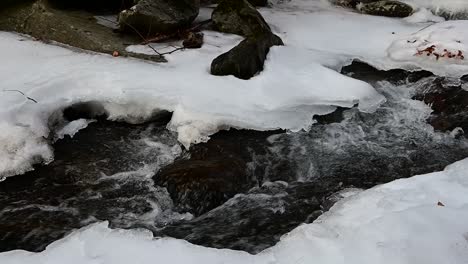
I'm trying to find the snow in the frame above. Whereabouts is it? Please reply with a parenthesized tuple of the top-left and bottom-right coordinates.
(55, 119, 95, 140)
(403, 8, 445, 23)
(401, 0, 468, 15)
(1, 1, 468, 177)
(388, 20, 468, 76)
(2, 157, 468, 264)
(0, 29, 384, 177)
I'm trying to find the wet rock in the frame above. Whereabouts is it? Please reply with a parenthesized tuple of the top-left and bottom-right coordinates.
(413, 77, 468, 134)
(118, 0, 199, 36)
(156, 181, 329, 254)
(46, 0, 134, 12)
(154, 129, 279, 215)
(358, 0, 413, 17)
(211, 33, 283, 79)
(0, 0, 165, 62)
(341, 60, 433, 84)
(212, 0, 271, 37)
(155, 158, 248, 216)
(183, 32, 204, 49)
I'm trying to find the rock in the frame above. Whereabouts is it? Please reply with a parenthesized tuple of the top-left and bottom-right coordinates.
(118, 0, 199, 36)
(156, 181, 328, 254)
(211, 33, 283, 80)
(154, 158, 248, 216)
(358, 0, 413, 17)
(0, 0, 165, 62)
(334, 0, 377, 8)
(212, 0, 271, 37)
(46, 0, 134, 12)
(413, 77, 468, 134)
(0, 0, 33, 11)
(183, 32, 204, 49)
(201, 0, 268, 7)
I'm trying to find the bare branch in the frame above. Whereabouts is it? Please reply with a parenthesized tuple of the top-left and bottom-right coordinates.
(3, 89, 38, 103)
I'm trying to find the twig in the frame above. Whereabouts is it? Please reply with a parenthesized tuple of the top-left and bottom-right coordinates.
(96, 16, 162, 56)
(3, 89, 38, 103)
(159, 46, 185, 55)
(141, 19, 212, 45)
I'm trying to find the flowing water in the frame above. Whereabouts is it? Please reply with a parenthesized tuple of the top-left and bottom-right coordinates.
(1, 63, 468, 254)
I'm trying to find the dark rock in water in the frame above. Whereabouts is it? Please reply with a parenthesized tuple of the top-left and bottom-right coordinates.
(211, 33, 283, 79)
(212, 0, 271, 37)
(183, 32, 204, 49)
(46, 0, 134, 12)
(358, 0, 413, 17)
(155, 158, 248, 216)
(156, 181, 328, 254)
(413, 77, 468, 134)
(154, 129, 279, 215)
(0, 0, 165, 62)
(341, 60, 433, 84)
(118, 0, 199, 36)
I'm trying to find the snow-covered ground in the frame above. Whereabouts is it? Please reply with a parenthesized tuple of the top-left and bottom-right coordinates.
(1, 157, 468, 264)
(1, 0, 468, 262)
(2, 0, 468, 178)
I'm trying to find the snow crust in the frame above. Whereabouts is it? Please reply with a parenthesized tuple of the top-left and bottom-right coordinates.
(55, 119, 95, 140)
(401, 0, 468, 15)
(1, 0, 468, 177)
(0, 31, 382, 177)
(2, 157, 468, 264)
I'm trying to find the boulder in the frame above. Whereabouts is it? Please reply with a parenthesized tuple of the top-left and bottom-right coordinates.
(0, 0, 165, 62)
(46, 0, 135, 12)
(154, 158, 248, 216)
(118, 0, 199, 36)
(211, 33, 283, 80)
(0, 0, 34, 11)
(212, 0, 271, 37)
(201, 0, 268, 7)
(358, 0, 413, 17)
(183, 32, 204, 49)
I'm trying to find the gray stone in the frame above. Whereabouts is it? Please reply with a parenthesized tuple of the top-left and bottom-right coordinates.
(211, 33, 284, 80)
(0, 0, 165, 62)
(118, 0, 199, 36)
(212, 0, 271, 37)
(358, 0, 413, 17)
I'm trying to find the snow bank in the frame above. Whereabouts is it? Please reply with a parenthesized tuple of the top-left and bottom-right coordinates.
(401, 0, 468, 18)
(0, 30, 383, 177)
(2, 0, 468, 177)
(2, 158, 468, 264)
(388, 20, 468, 77)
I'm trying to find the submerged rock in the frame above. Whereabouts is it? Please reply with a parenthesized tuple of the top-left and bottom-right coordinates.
(118, 0, 199, 36)
(212, 0, 271, 37)
(358, 0, 413, 17)
(414, 77, 468, 134)
(211, 33, 283, 79)
(155, 158, 248, 216)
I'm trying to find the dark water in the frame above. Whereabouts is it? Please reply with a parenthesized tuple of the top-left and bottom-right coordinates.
(1, 62, 468, 254)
